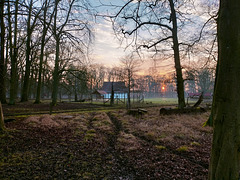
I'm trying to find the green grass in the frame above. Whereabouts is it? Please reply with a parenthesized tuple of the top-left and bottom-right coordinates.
(177, 145, 189, 152)
(144, 98, 178, 105)
(144, 97, 201, 106)
(20, 96, 200, 106)
(26, 97, 198, 107)
(190, 141, 201, 146)
(155, 145, 166, 150)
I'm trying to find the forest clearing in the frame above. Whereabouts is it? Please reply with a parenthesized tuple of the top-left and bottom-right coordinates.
(0, 102, 212, 179)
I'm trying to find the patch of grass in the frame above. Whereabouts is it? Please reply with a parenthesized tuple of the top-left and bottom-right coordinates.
(94, 120, 111, 127)
(145, 132, 156, 140)
(190, 141, 201, 146)
(144, 98, 178, 105)
(84, 129, 96, 141)
(82, 172, 94, 179)
(174, 133, 186, 140)
(91, 113, 114, 134)
(157, 133, 167, 141)
(155, 145, 166, 150)
(27, 121, 38, 126)
(86, 129, 96, 134)
(1, 151, 38, 167)
(74, 129, 84, 136)
(177, 145, 189, 152)
(10, 115, 30, 118)
(117, 132, 141, 151)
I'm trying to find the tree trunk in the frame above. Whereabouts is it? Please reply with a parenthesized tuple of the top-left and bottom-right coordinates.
(110, 82, 114, 105)
(51, 38, 60, 105)
(0, 102, 5, 132)
(208, 0, 240, 179)
(21, 0, 33, 102)
(9, 0, 18, 105)
(169, 0, 185, 109)
(35, 0, 51, 104)
(74, 75, 78, 102)
(41, 56, 48, 99)
(21, 58, 31, 102)
(205, 61, 219, 127)
(28, 63, 36, 99)
(35, 32, 46, 103)
(0, 0, 7, 104)
(127, 69, 131, 109)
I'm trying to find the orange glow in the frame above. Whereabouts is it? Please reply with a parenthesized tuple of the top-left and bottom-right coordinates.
(162, 86, 165, 91)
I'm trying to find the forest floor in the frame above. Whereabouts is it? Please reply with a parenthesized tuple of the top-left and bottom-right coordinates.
(0, 102, 212, 179)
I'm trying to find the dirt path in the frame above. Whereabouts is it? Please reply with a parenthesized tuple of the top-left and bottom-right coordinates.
(106, 112, 136, 179)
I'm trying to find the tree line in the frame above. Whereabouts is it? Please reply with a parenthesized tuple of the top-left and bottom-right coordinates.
(0, 0, 93, 105)
(0, 0, 218, 107)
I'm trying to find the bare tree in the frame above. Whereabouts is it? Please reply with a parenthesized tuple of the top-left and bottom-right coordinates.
(101, 0, 197, 108)
(21, 0, 42, 102)
(98, 0, 217, 109)
(51, 0, 93, 105)
(34, 0, 54, 104)
(0, 0, 6, 104)
(185, 66, 215, 94)
(120, 54, 141, 109)
(8, 0, 19, 105)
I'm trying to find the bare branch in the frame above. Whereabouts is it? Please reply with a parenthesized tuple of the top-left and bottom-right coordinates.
(138, 36, 173, 50)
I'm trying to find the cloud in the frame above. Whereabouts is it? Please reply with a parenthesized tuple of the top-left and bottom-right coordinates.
(91, 19, 128, 66)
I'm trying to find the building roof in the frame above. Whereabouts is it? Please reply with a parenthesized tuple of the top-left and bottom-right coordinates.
(92, 90, 107, 95)
(101, 82, 128, 93)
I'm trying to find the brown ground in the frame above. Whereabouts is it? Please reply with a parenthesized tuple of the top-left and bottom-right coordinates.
(2, 101, 110, 117)
(0, 102, 212, 179)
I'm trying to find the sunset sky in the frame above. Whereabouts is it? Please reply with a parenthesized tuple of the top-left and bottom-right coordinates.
(89, 0, 217, 75)
(91, 20, 127, 66)
(91, 18, 175, 75)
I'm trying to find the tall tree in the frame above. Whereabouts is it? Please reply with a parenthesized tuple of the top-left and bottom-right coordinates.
(168, 0, 185, 108)
(0, 0, 6, 130)
(34, 0, 54, 104)
(105, 0, 197, 109)
(208, 0, 240, 179)
(0, 0, 7, 104)
(51, 0, 92, 105)
(9, 0, 19, 105)
(21, 0, 41, 102)
(51, 0, 75, 105)
(120, 54, 141, 109)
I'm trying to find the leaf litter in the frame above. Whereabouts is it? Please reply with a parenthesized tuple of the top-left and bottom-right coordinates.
(1, 106, 212, 179)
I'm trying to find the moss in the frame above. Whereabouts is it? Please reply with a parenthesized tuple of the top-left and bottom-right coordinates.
(27, 122, 38, 126)
(102, 120, 111, 126)
(82, 172, 94, 179)
(157, 134, 167, 142)
(1, 151, 38, 167)
(190, 141, 201, 146)
(86, 129, 96, 134)
(145, 132, 156, 140)
(174, 133, 185, 139)
(177, 145, 189, 152)
(84, 129, 96, 141)
(74, 129, 84, 136)
(155, 145, 166, 150)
